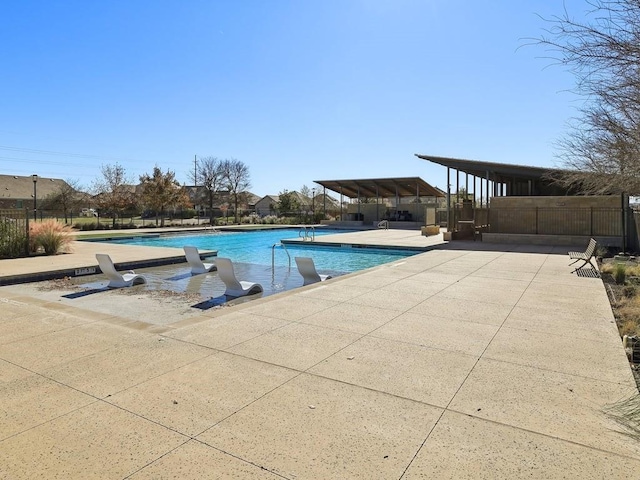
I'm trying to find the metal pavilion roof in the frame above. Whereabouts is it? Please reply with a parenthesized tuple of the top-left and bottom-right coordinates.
(414, 154, 562, 181)
(313, 177, 445, 199)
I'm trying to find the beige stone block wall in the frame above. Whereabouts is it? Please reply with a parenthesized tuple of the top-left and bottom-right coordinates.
(490, 196, 621, 209)
(489, 196, 622, 236)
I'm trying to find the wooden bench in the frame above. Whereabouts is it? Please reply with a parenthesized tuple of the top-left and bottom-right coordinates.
(568, 238, 597, 272)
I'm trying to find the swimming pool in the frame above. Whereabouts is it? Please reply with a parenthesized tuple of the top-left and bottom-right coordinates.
(100, 228, 420, 301)
(106, 228, 418, 274)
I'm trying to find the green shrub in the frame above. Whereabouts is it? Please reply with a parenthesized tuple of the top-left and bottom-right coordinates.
(180, 208, 196, 219)
(614, 263, 627, 285)
(0, 218, 27, 258)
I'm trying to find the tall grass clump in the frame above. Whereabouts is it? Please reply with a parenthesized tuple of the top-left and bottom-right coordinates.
(0, 217, 27, 258)
(614, 263, 627, 285)
(606, 394, 640, 441)
(30, 219, 75, 255)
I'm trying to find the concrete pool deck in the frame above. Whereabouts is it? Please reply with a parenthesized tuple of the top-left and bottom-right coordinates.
(1, 229, 639, 478)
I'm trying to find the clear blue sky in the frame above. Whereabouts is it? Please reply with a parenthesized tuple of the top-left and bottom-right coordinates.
(0, 0, 586, 197)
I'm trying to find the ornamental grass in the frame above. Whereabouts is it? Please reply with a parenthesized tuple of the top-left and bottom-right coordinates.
(29, 219, 75, 255)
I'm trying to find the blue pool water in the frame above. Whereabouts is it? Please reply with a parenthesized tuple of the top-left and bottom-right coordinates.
(106, 228, 419, 275)
(94, 228, 420, 302)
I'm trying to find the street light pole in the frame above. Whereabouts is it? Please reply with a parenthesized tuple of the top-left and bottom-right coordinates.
(32, 174, 38, 220)
(312, 188, 316, 218)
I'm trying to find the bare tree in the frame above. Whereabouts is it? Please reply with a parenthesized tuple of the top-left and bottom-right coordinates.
(190, 156, 224, 224)
(140, 166, 190, 227)
(40, 178, 83, 223)
(300, 185, 311, 199)
(92, 163, 136, 227)
(535, 0, 640, 193)
(221, 159, 251, 223)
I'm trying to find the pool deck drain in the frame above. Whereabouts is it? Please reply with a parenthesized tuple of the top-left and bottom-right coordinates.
(0, 228, 638, 478)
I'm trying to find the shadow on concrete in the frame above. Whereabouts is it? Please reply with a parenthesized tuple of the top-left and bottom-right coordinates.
(62, 287, 110, 299)
(575, 268, 601, 278)
(434, 241, 573, 255)
(191, 295, 228, 310)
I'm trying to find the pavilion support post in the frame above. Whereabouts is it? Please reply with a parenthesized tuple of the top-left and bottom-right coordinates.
(340, 187, 343, 221)
(455, 168, 460, 231)
(395, 185, 399, 220)
(446, 168, 451, 231)
(357, 186, 361, 220)
(465, 173, 469, 199)
(376, 186, 379, 222)
(416, 180, 420, 223)
(323, 186, 326, 218)
(486, 171, 490, 206)
(480, 176, 483, 207)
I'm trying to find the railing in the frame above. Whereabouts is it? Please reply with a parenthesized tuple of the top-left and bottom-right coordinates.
(488, 207, 623, 236)
(271, 242, 291, 272)
(299, 225, 315, 241)
(0, 208, 29, 258)
(377, 220, 389, 229)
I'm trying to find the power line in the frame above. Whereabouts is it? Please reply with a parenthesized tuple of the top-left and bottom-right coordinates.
(0, 144, 145, 163)
(0, 155, 84, 166)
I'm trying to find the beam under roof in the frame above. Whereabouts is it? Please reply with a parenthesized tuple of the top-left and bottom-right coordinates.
(314, 177, 444, 199)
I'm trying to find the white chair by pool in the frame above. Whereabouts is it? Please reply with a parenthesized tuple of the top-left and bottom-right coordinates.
(215, 257, 263, 297)
(95, 253, 147, 288)
(183, 246, 217, 274)
(295, 256, 332, 286)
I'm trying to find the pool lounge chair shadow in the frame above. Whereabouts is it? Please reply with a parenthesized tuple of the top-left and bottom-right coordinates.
(62, 286, 111, 299)
(164, 272, 194, 282)
(191, 295, 228, 310)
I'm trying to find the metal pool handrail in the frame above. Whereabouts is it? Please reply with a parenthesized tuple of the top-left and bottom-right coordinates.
(299, 225, 315, 241)
(272, 242, 291, 271)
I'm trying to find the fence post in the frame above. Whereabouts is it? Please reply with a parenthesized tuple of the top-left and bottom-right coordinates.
(535, 207, 538, 235)
(24, 208, 30, 256)
(590, 207, 593, 236)
(622, 193, 628, 253)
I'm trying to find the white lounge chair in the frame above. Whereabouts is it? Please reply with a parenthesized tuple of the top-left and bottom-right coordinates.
(183, 246, 217, 274)
(295, 257, 332, 286)
(95, 253, 147, 288)
(215, 257, 263, 297)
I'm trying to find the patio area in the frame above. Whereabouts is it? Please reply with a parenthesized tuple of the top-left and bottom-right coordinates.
(0, 230, 638, 478)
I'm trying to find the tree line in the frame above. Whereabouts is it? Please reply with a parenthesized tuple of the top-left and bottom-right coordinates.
(41, 157, 251, 227)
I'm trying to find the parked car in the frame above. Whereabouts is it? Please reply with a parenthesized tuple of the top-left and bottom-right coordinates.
(80, 208, 98, 217)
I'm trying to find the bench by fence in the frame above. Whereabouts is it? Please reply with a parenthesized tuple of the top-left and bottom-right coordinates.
(568, 238, 597, 272)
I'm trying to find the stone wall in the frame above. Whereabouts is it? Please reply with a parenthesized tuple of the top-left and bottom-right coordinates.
(489, 196, 623, 237)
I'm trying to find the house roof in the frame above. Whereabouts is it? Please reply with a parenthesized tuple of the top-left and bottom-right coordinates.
(256, 195, 280, 204)
(0, 174, 71, 201)
(314, 177, 444, 199)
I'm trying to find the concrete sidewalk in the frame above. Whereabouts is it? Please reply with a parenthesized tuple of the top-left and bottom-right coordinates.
(0, 232, 638, 478)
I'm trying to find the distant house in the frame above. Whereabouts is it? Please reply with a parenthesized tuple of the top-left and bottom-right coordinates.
(183, 185, 259, 216)
(313, 193, 340, 210)
(255, 195, 280, 216)
(255, 191, 339, 216)
(0, 174, 72, 210)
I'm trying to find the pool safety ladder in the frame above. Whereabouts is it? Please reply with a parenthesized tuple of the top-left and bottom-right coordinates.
(377, 220, 389, 229)
(299, 225, 315, 241)
(271, 242, 291, 272)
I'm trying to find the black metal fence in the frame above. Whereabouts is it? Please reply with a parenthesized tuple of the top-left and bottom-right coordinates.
(488, 207, 623, 236)
(0, 208, 29, 258)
